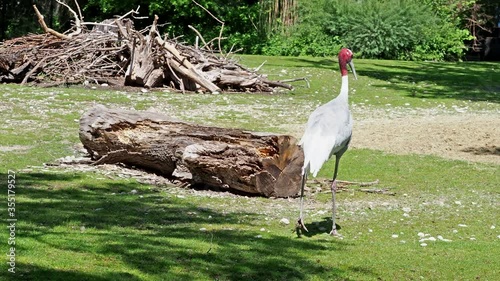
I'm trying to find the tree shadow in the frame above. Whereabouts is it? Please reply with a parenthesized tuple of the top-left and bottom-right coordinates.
(262, 56, 336, 70)
(260, 57, 500, 103)
(2, 171, 378, 280)
(361, 61, 500, 103)
(292, 58, 335, 70)
(1, 264, 141, 281)
(461, 145, 500, 156)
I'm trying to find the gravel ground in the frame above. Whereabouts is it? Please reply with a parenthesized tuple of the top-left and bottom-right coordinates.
(2, 86, 498, 165)
(351, 109, 500, 165)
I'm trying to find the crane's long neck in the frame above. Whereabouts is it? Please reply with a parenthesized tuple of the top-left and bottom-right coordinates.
(337, 75, 349, 104)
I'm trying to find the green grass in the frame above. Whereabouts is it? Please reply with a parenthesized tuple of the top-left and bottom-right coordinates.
(0, 56, 499, 280)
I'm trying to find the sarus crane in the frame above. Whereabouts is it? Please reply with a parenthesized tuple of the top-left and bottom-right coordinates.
(298, 48, 357, 236)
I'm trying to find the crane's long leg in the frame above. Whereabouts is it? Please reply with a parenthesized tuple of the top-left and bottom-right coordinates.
(298, 172, 308, 232)
(330, 156, 341, 236)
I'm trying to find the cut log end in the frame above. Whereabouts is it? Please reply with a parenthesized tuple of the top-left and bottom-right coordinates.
(79, 105, 304, 197)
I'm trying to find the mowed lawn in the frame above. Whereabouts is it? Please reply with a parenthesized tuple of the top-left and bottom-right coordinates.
(0, 55, 499, 280)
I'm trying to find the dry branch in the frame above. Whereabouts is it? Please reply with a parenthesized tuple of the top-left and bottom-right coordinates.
(55, 0, 82, 38)
(33, 5, 70, 40)
(359, 188, 395, 196)
(192, 0, 224, 54)
(337, 179, 380, 187)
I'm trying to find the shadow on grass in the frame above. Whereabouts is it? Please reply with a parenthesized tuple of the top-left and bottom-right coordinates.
(361, 61, 500, 103)
(297, 217, 342, 238)
(5, 264, 141, 281)
(262, 56, 336, 70)
(1, 172, 374, 281)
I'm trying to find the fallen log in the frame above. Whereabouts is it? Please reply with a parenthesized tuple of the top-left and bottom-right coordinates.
(79, 105, 304, 197)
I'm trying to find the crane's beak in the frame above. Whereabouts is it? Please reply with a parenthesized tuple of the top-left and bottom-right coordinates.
(348, 61, 358, 80)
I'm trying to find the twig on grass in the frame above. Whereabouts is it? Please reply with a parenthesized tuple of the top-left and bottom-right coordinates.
(359, 188, 396, 196)
(337, 179, 380, 187)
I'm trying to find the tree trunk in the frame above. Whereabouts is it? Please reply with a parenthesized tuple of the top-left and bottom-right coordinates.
(79, 105, 304, 197)
(259, 0, 297, 36)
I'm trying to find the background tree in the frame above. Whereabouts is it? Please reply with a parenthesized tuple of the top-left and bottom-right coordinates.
(258, 0, 298, 36)
(83, 0, 261, 53)
(0, 0, 74, 40)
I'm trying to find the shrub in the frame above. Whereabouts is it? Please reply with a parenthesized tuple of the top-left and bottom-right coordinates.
(406, 22, 472, 61)
(260, 27, 342, 57)
(335, 0, 473, 60)
(333, 0, 440, 59)
(259, 0, 343, 57)
(260, 0, 472, 61)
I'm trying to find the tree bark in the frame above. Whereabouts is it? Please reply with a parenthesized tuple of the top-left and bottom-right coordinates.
(79, 105, 304, 197)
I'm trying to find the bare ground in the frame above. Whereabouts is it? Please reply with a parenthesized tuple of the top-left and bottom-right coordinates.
(2, 85, 498, 165)
(351, 111, 500, 165)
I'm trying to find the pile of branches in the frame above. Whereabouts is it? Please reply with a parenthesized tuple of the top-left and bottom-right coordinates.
(0, 2, 295, 93)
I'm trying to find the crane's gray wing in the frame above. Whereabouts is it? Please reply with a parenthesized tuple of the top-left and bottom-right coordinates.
(299, 103, 352, 177)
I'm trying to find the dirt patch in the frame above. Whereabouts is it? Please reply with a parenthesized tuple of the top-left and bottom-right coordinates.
(351, 112, 500, 165)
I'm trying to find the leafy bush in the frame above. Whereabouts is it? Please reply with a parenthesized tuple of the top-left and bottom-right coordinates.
(260, 28, 342, 57)
(259, 0, 343, 57)
(260, 0, 473, 61)
(406, 22, 473, 61)
(334, 0, 473, 60)
(335, 0, 431, 59)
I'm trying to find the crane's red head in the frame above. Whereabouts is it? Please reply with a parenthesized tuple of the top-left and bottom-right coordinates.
(338, 48, 357, 79)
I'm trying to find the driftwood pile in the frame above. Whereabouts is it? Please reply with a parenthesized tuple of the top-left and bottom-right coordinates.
(0, 4, 293, 93)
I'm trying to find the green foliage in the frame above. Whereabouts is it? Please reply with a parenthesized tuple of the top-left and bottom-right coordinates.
(83, 0, 262, 54)
(335, 0, 472, 60)
(336, 0, 430, 59)
(258, 0, 474, 61)
(260, 30, 342, 57)
(0, 0, 59, 39)
(407, 23, 473, 61)
(414, 0, 476, 60)
(260, 0, 343, 57)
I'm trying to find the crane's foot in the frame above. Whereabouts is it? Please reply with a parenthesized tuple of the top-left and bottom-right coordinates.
(329, 224, 342, 237)
(297, 218, 309, 232)
(329, 228, 342, 237)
